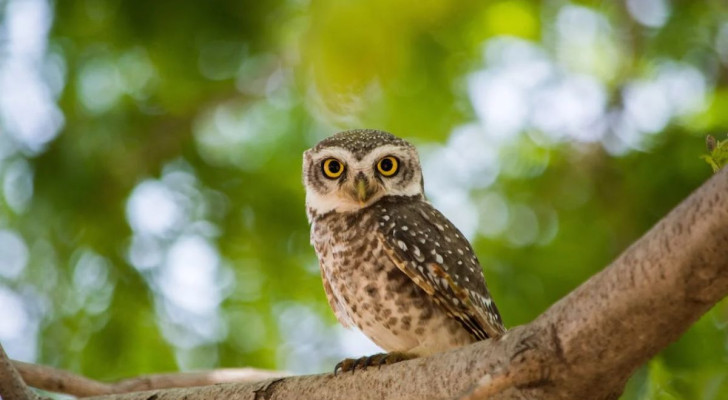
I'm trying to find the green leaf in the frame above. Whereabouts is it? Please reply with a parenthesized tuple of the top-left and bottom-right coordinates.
(701, 135, 728, 173)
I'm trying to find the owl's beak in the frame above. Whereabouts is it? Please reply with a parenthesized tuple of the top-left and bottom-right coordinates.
(353, 174, 375, 206)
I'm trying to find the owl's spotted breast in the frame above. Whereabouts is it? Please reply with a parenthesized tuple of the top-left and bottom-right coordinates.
(311, 195, 502, 356)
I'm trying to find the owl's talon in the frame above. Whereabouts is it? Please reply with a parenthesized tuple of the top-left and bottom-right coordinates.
(333, 352, 415, 375)
(350, 357, 363, 373)
(360, 355, 376, 370)
(376, 355, 388, 368)
(378, 351, 414, 368)
(334, 359, 354, 375)
(360, 353, 387, 369)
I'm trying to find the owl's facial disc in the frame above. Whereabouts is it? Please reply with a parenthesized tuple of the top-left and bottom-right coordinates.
(304, 140, 424, 217)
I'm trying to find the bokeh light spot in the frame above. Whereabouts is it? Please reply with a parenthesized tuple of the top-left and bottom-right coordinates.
(126, 180, 184, 237)
(0, 229, 29, 279)
(626, 0, 670, 28)
(2, 158, 34, 214)
(77, 56, 124, 114)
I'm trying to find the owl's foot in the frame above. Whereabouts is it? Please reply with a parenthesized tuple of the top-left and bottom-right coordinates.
(334, 352, 416, 375)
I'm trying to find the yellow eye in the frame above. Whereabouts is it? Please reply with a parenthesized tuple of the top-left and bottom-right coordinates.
(377, 156, 399, 177)
(322, 158, 345, 179)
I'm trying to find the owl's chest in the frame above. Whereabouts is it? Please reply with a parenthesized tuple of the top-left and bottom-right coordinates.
(312, 213, 389, 290)
(312, 212, 433, 351)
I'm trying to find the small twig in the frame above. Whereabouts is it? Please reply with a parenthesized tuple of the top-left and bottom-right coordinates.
(13, 360, 289, 398)
(0, 343, 40, 400)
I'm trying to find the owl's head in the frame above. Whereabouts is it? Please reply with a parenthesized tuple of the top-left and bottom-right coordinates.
(303, 129, 424, 217)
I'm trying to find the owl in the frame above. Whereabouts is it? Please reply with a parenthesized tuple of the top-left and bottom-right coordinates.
(303, 129, 505, 373)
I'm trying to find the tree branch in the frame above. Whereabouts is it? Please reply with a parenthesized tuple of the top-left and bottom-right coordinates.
(12, 360, 289, 398)
(0, 343, 41, 400)
(12, 168, 728, 400)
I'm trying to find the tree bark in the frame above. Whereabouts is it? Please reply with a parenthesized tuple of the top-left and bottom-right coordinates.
(0, 343, 43, 400)
(11, 361, 288, 398)
(3, 168, 727, 400)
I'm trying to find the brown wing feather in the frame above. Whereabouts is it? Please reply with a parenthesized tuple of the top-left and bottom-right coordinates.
(374, 198, 506, 339)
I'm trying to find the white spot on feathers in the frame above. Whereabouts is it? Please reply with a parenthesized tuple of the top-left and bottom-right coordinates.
(412, 246, 423, 260)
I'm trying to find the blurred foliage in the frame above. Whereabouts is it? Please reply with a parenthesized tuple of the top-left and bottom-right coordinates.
(1, 0, 728, 399)
(702, 134, 728, 172)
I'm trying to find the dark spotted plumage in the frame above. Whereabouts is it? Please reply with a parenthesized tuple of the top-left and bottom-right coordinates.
(374, 196, 504, 339)
(310, 129, 412, 160)
(303, 129, 505, 359)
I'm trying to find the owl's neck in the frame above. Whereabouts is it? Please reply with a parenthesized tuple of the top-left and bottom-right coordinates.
(306, 194, 425, 223)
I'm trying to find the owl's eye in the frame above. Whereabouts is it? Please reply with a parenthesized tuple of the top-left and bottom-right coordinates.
(322, 158, 345, 179)
(377, 156, 399, 177)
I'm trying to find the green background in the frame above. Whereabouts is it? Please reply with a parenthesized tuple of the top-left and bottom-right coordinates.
(0, 0, 727, 398)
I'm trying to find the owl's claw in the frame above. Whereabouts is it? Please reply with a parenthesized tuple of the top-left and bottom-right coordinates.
(333, 352, 415, 375)
(361, 354, 379, 369)
(333, 359, 353, 375)
(379, 351, 416, 367)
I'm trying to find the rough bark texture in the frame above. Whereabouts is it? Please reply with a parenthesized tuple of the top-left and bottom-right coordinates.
(0, 343, 43, 400)
(3, 168, 728, 400)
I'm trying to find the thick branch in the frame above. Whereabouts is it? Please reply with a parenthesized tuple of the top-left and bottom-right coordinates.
(19, 169, 728, 399)
(12, 361, 288, 398)
(525, 168, 728, 398)
(0, 343, 40, 400)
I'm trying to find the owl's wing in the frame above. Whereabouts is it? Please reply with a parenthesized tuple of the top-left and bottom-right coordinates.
(375, 201, 505, 340)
